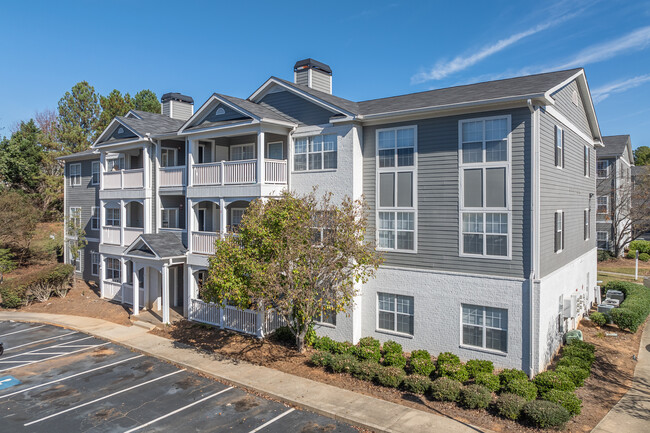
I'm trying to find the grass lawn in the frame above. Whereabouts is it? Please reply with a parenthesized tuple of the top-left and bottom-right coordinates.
(597, 272, 642, 285)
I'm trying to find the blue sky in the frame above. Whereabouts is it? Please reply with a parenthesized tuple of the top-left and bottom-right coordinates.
(1, 0, 649, 147)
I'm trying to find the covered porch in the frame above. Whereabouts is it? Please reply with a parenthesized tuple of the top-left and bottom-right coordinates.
(188, 198, 252, 255)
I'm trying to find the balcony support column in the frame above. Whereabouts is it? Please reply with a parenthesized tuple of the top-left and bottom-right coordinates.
(120, 200, 126, 246)
(99, 152, 106, 191)
(120, 257, 127, 304)
(219, 198, 227, 238)
(257, 131, 265, 184)
(187, 138, 194, 187)
(99, 253, 106, 299)
(287, 133, 293, 189)
(133, 264, 140, 316)
(187, 198, 193, 253)
(162, 263, 170, 324)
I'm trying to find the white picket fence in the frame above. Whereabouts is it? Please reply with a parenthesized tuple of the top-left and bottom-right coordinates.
(188, 298, 287, 338)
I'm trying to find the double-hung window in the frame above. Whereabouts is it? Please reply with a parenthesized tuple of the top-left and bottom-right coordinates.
(106, 257, 120, 281)
(91, 252, 99, 276)
(597, 160, 610, 178)
(91, 206, 99, 230)
(91, 161, 100, 185)
(597, 196, 609, 215)
(231, 144, 254, 161)
(584, 145, 590, 177)
(377, 293, 414, 335)
(294, 134, 337, 171)
(69, 163, 81, 186)
(161, 208, 179, 229)
(69, 207, 82, 230)
(105, 207, 120, 227)
(555, 125, 564, 168)
(377, 126, 416, 252)
(462, 304, 508, 353)
(230, 208, 245, 231)
(459, 117, 510, 258)
(161, 148, 177, 167)
(555, 211, 564, 253)
(584, 208, 590, 241)
(597, 231, 609, 250)
(314, 303, 336, 326)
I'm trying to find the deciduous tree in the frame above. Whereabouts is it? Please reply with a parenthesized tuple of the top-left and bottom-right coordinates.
(203, 191, 382, 352)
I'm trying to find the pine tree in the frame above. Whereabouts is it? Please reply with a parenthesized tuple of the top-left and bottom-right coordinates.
(134, 89, 161, 114)
(56, 81, 100, 152)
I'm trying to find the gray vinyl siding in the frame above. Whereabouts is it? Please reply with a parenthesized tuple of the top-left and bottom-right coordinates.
(82, 241, 100, 282)
(295, 71, 309, 87)
(363, 108, 532, 278)
(551, 81, 591, 137)
(170, 100, 193, 121)
(198, 103, 248, 125)
(108, 125, 137, 141)
(259, 91, 335, 126)
(311, 71, 331, 94)
(538, 109, 596, 277)
(65, 159, 100, 238)
(162, 102, 171, 117)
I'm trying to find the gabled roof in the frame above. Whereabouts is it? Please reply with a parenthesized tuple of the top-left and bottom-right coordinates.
(125, 232, 187, 259)
(56, 148, 100, 161)
(215, 93, 294, 123)
(599, 135, 632, 159)
(118, 113, 185, 136)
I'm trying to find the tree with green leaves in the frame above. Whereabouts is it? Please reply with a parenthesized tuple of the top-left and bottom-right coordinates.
(0, 249, 16, 283)
(0, 120, 44, 192)
(203, 191, 382, 352)
(0, 190, 41, 263)
(134, 89, 161, 114)
(56, 81, 100, 152)
(95, 90, 134, 139)
(634, 146, 650, 166)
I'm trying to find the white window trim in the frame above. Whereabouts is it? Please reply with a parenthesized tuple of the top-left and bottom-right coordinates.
(161, 148, 178, 167)
(267, 141, 284, 160)
(555, 125, 564, 169)
(375, 125, 418, 254)
(161, 207, 180, 229)
(555, 210, 564, 254)
(91, 251, 99, 276)
(91, 206, 99, 230)
(458, 115, 512, 260)
(91, 161, 100, 185)
(197, 143, 206, 164)
(375, 292, 415, 338)
(230, 207, 247, 229)
(69, 163, 81, 186)
(597, 196, 609, 214)
(584, 208, 590, 241)
(105, 257, 120, 281)
(597, 231, 610, 250)
(292, 134, 338, 172)
(69, 207, 82, 229)
(230, 143, 255, 161)
(597, 160, 610, 179)
(459, 304, 508, 355)
(105, 205, 121, 227)
(584, 145, 590, 178)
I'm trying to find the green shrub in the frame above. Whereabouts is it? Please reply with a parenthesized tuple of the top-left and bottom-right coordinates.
(410, 349, 431, 361)
(383, 352, 407, 369)
(640, 253, 650, 262)
(466, 359, 494, 378)
(352, 360, 381, 381)
(556, 356, 592, 372)
(495, 393, 526, 420)
(428, 377, 463, 402)
(590, 312, 607, 326)
(314, 336, 336, 352)
(566, 339, 595, 353)
(382, 340, 402, 355)
(611, 307, 645, 333)
(474, 372, 500, 392)
(601, 281, 650, 333)
(629, 240, 650, 255)
(436, 352, 469, 382)
(498, 368, 529, 388)
(358, 336, 381, 349)
(410, 357, 435, 377)
(271, 326, 294, 344)
(459, 384, 492, 409)
(598, 250, 614, 262)
(305, 324, 317, 347)
(562, 345, 596, 363)
(354, 337, 382, 363)
(541, 389, 582, 416)
(0, 285, 24, 309)
(329, 353, 358, 374)
(310, 351, 333, 367)
(534, 371, 576, 394)
(375, 366, 406, 388)
(555, 365, 590, 387)
(627, 250, 637, 259)
(502, 378, 538, 401)
(401, 374, 431, 395)
(522, 400, 571, 429)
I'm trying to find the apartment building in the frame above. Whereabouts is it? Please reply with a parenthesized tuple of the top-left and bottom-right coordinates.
(61, 59, 603, 374)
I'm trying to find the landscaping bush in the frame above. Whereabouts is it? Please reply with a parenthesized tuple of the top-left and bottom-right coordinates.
(590, 312, 607, 327)
(0, 285, 25, 309)
(533, 371, 576, 394)
(352, 360, 381, 381)
(627, 250, 637, 259)
(541, 389, 582, 416)
(459, 384, 492, 409)
(466, 359, 494, 378)
(435, 352, 469, 382)
(601, 281, 650, 333)
(556, 356, 592, 372)
(566, 339, 595, 353)
(502, 378, 538, 401)
(310, 351, 333, 367)
(522, 400, 571, 429)
(375, 366, 406, 388)
(628, 240, 650, 255)
(382, 340, 402, 355)
(329, 353, 358, 374)
(409, 350, 435, 377)
(598, 249, 614, 262)
(305, 324, 317, 347)
(428, 377, 463, 402)
(383, 351, 407, 369)
(401, 374, 431, 395)
(353, 337, 381, 363)
(555, 365, 590, 387)
(474, 372, 500, 392)
(640, 253, 650, 262)
(495, 393, 526, 420)
(498, 368, 529, 388)
(562, 345, 595, 364)
(313, 336, 336, 352)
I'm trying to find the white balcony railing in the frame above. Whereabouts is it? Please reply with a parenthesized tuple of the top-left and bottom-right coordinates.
(192, 160, 257, 186)
(159, 166, 186, 187)
(192, 231, 219, 255)
(193, 162, 222, 186)
(103, 280, 122, 301)
(265, 160, 287, 183)
(103, 168, 144, 190)
(103, 226, 121, 245)
(123, 227, 144, 245)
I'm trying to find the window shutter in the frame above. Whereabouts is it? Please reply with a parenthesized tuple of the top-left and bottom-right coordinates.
(584, 210, 587, 240)
(561, 211, 565, 250)
(561, 130, 565, 168)
(554, 126, 559, 167)
(555, 212, 560, 252)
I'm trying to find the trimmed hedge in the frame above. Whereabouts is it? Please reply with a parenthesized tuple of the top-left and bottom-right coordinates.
(541, 389, 582, 416)
(522, 400, 571, 429)
(590, 312, 607, 327)
(375, 366, 406, 388)
(382, 340, 402, 355)
(628, 240, 650, 255)
(383, 352, 407, 369)
(409, 350, 435, 377)
(533, 371, 576, 394)
(352, 360, 382, 382)
(502, 378, 538, 401)
(402, 374, 432, 395)
(640, 253, 650, 262)
(474, 372, 501, 392)
(329, 353, 358, 374)
(495, 393, 526, 420)
(436, 352, 469, 382)
(466, 359, 494, 378)
(499, 369, 529, 388)
(555, 365, 590, 387)
(562, 345, 595, 364)
(310, 351, 333, 367)
(460, 384, 492, 409)
(354, 337, 382, 363)
(602, 281, 650, 333)
(556, 356, 592, 372)
(428, 377, 463, 402)
(566, 340, 595, 353)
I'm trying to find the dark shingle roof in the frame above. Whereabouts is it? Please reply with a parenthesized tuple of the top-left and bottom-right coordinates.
(131, 233, 187, 258)
(599, 135, 631, 158)
(215, 94, 294, 123)
(56, 148, 99, 161)
(267, 77, 361, 115)
(118, 113, 185, 136)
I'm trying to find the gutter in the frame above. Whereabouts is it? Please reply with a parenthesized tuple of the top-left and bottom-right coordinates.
(527, 99, 539, 377)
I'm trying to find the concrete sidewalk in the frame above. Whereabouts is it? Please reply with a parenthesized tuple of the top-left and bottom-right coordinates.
(592, 321, 650, 433)
(0, 311, 487, 433)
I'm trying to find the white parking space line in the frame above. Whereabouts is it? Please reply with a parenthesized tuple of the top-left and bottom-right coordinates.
(1, 336, 94, 360)
(24, 369, 185, 426)
(0, 354, 144, 399)
(4, 331, 78, 352)
(0, 343, 110, 373)
(0, 324, 46, 338)
(248, 408, 296, 433)
(123, 386, 234, 433)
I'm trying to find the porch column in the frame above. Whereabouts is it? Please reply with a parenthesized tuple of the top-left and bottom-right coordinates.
(99, 253, 106, 298)
(99, 152, 106, 191)
(143, 144, 150, 189)
(132, 264, 140, 316)
(99, 200, 105, 245)
(219, 198, 227, 238)
(257, 131, 265, 184)
(287, 133, 293, 189)
(185, 265, 193, 318)
(144, 266, 150, 309)
(120, 258, 127, 304)
(187, 138, 194, 187)
(187, 198, 193, 253)
(162, 263, 170, 324)
(120, 199, 126, 246)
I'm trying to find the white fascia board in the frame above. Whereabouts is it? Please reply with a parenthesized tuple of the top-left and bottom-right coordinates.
(544, 106, 599, 147)
(124, 237, 160, 259)
(93, 138, 148, 151)
(178, 120, 259, 137)
(125, 110, 142, 119)
(177, 94, 220, 134)
(93, 118, 142, 147)
(259, 118, 296, 128)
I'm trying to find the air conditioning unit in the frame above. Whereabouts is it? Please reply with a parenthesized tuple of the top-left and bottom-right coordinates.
(602, 298, 620, 307)
(563, 295, 577, 319)
(606, 290, 625, 303)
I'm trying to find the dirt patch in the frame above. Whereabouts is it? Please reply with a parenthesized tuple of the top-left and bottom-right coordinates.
(151, 318, 647, 433)
(92, 347, 116, 358)
(300, 422, 337, 433)
(230, 395, 260, 412)
(19, 278, 132, 326)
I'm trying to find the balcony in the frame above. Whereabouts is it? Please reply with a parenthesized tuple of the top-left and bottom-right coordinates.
(159, 166, 186, 187)
(192, 231, 219, 255)
(102, 226, 144, 246)
(103, 168, 145, 190)
(192, 160, 286, 186)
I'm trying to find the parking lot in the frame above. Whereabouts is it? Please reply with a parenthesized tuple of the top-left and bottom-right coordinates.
(0, 321, 358, 432)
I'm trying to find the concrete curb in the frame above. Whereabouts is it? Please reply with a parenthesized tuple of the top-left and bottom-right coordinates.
(0, 312, 491, 433)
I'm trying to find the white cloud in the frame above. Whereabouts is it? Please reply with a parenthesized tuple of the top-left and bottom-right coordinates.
(591, 74, 650, 103)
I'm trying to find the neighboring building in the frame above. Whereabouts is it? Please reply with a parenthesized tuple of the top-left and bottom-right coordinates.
(596, 135, 634, 254)
(62, 60, 603, 375)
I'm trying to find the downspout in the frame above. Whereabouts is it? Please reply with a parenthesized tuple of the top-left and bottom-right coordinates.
(527, 99, 538, 377)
